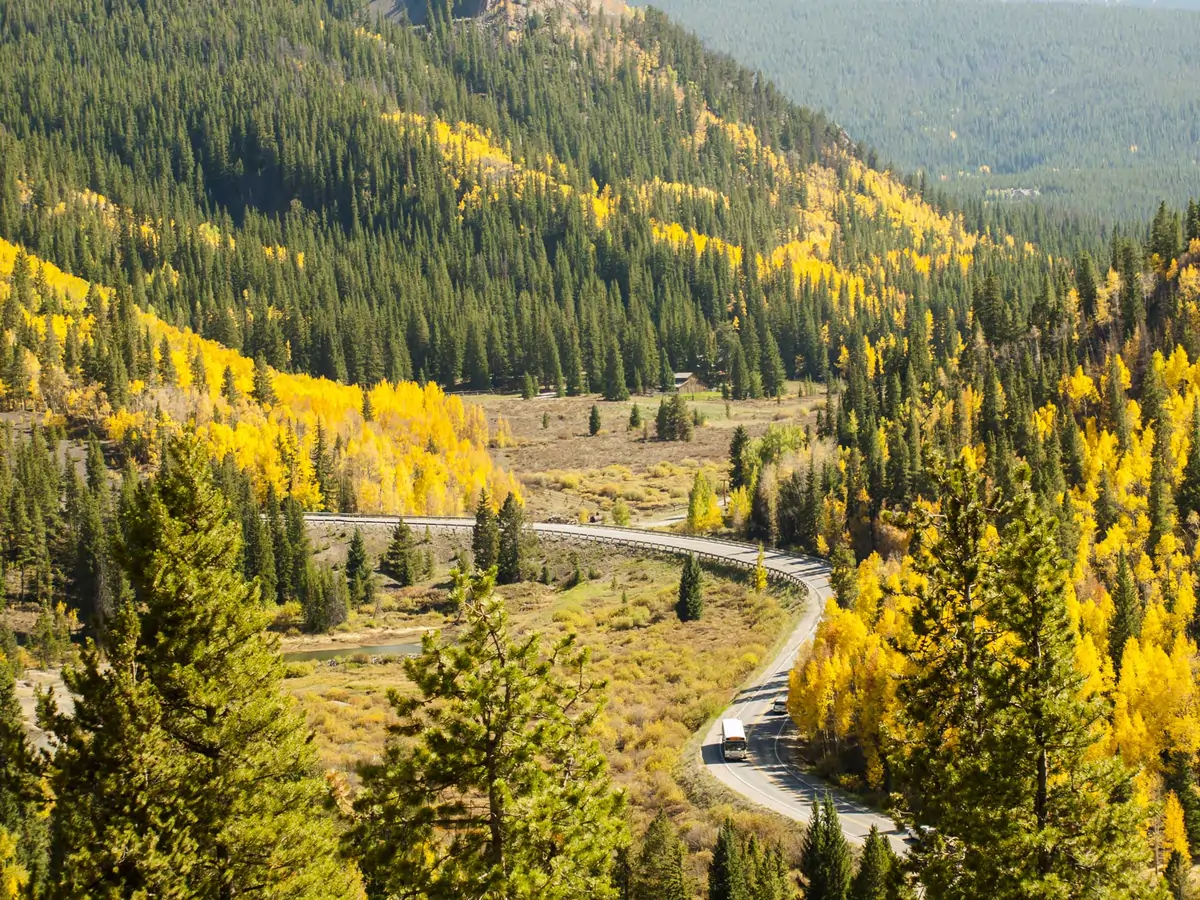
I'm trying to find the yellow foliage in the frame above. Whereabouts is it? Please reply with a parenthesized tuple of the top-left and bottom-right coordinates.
(1164, 792, 1190, 857)
(1061, 366, 1098, 407)
(0, 236, 517, 516)
(0, 828, 30, 900)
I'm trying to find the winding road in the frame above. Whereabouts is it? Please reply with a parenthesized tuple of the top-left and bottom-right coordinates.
(307, 514, 907, 849)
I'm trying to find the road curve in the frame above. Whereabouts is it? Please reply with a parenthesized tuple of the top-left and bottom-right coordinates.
(306, 514, 906, 849)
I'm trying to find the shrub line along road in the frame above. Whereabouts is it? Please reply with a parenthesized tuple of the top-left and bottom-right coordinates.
(306, 514, 909, 851)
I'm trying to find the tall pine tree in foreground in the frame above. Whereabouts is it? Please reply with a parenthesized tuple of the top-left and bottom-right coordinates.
(849, 826, 894, 900)
(893, 457, 1154, 899)
(630, 810, 689, 900)
(497, 491, 525, 585)
(983, 483, 1152, 897)
(472, 488, 499, 571)
(44, 436, 361, 899)
(350, 568, 626, 900)
(800, 795, 851, 900)
(708, 819, 749, 900)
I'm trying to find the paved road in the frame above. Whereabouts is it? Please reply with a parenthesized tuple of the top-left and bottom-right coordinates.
(307, 514, 906, 848)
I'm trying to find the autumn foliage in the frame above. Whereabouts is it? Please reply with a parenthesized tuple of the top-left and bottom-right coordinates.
(0, 237, 517, 515)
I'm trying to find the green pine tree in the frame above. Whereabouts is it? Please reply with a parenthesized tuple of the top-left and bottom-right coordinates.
(590, 404, 602, 436)
(750, 466, 779, 546)
(472, 489, 499, 571)
(158, 334, 177, 386)
(800, 795, 852, 900)
(382, 518, 416, 587)
(890, 457, 996, 896)
(346, 526, 373, 607)
(497, 492, 525, 585)
(350, 569, 627, 900)
(1178, 406, 1200, 525)
(1108, 551, 1142, 673)
(251, 353, 275, 405)
(1105, 354, 1131, 451)
(44, 435, 362, 898)
(709, 819, 749, 900)
(604, 341, 630, 401)
(1166, 850, 1190, 900)
(729, 425, 751, 491)
(0, 649, 46, 893)
(850, 826, 893, 900)
(631, 810, 690, 900)
(220, 364, 239, 403)
(982, 482, 1154, 897)
(676, 554, 703, 622)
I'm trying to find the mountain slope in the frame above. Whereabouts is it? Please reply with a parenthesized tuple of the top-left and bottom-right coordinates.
(643, 0, 1200, 220)
(0, 0, 1045, 405)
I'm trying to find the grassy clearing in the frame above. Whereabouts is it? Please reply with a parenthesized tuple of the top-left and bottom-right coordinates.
(283, 537, 804, 858)
(468, 386, 823, 521)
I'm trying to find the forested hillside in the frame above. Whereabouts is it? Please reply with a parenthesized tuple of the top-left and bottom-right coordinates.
(644, 0, 1200, 220)
(0, 0, 1074, 405)
(6, 0, 1200, 896)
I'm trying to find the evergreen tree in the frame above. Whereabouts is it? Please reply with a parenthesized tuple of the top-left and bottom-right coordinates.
(849, 826, 893, 900)
(890, 457, 996, 896)
(1165, 850, 1190, 900)
(1149, 415, 1175, 551)
(350, 569, 626, 900)
(310, 420, 334, 511)
(629, 403, 642, 429)
(761, 331, 787, 398)
(631, 810, 689, 900)
(729, 425, 751, 491)
(189, 348, 208, 394)
(0, 651, 46, 892)
(1105, 354, 1131, 451)
(590, 404, 602, 436)
(45, 436, 361, 898)
(301, 560, 349, 633)
(670, 393, 693, 441)
(241, 485, 276, 604)
(799, 796, 852, 900)
(497, 492, 524, 585)
(747, 841, 792, 900)
(382, 518, 416, 587)
(472, 489, 499, 571)
(346, 526, 374, 607)
(1108, 551, 1141, 673)
(750, 466, 779, 546)
(676, 554, 704, 621)
(604, 341, 630, 401)
(220, 364, 239, 403)
(251, 353, 275, 405)
(1178, 406, 1200, 525)
(982, 481, 1153, 897)
(708, 819, 749, 900)
(158, 335, 177, 386)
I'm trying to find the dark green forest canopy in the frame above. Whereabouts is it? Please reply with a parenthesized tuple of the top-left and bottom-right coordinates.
(642, 0, 1200, 221)
(0, 0, 847, 392)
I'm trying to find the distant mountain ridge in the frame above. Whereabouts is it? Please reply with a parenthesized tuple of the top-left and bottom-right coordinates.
(643, 0, 1200, 219)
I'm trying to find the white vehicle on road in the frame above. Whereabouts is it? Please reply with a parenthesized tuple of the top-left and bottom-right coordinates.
(721, 718, 748, 761)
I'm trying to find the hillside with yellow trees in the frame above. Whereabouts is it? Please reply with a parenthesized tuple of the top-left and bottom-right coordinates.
(0, 236, 516, 515)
